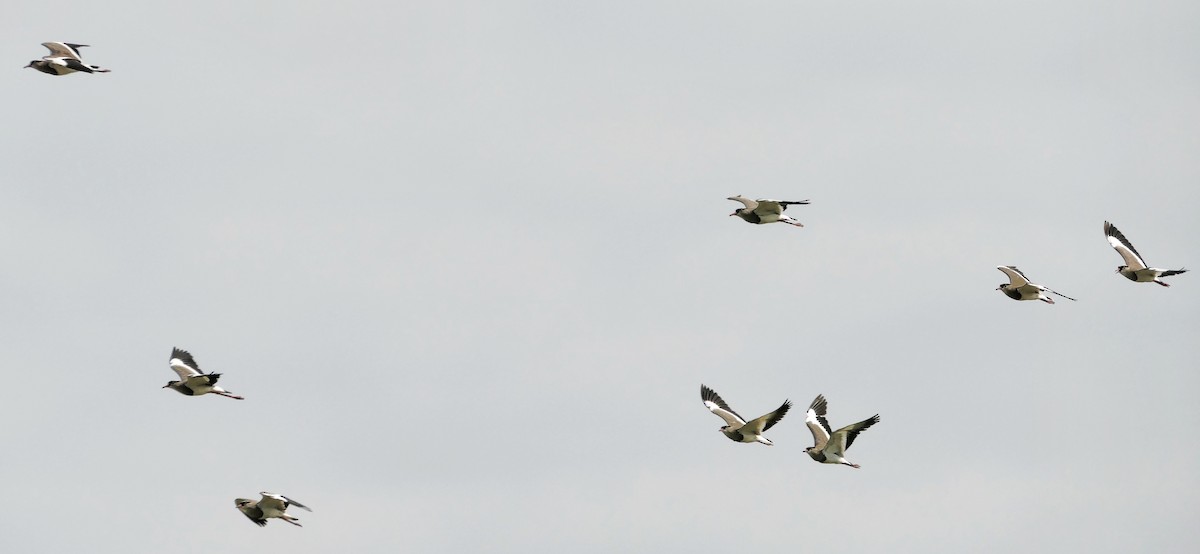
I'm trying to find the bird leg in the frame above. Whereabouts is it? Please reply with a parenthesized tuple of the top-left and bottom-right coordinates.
(216, 392, 245, 400)
(1154, 280, 1171, 287)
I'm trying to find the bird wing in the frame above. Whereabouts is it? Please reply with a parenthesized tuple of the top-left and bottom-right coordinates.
(805, 395, 832, 450)
(996, 266, 1030, 287)
(169, 348, 202, 380)
(238, 503, 268, 526)
(743, 399, 791, 435)
(1104, 222, 1148, 271)
(726, 195, 758, 211)
(701, 384, 746, 427)
(185, 373, 220, 387)
(58, 58, 92, 73)
(42, 42, 87, 61)
(257, 493, 288, 512)
(777, 200, 811, 212)
(751, 199, 785, 216)
(829, 414, 880, 456)
(282, 496, 312, 512)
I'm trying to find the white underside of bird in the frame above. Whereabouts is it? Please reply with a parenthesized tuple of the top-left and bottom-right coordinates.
(25, 42, 110, 75)
(727, 195, 810, 227)
(804, 394, 880, 469)
(1104, 221, 1186, 287)
(995, 266, 1076, 304)
(163, 347, 244, 399)
(701, 384, 791, 445)
(235, 492, 312, 527)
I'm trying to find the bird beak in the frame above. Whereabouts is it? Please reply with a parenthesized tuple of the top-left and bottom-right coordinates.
(161, 384, 171, 388)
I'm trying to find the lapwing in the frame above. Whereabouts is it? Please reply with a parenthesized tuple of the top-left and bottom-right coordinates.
(995, 266, 1076, 304)
(1104, 221, 1187, 287)
(700, 384, 791, 445)
(25, 42, 111, 75)
(235, 492, 312, 527)
(727, 195, 810, 227)
(803, 394, 879, 469)
(162, 347, 244, 400)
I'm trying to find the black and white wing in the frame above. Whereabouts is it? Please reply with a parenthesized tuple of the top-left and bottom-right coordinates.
(805, 395, 833, 450)
(260, 492, 312, 513)
(185, 373, 221, 388)
(776, 199, 811, 212)
(238, 503, 268, 527)
(726, 195, 759, 212)
(58, 58, 93, 73)
(282, 495, 312, 512)
(169, 347, 202, 380)
(829, 414, 880, 456)
(1104, 221, 1148, 271)
(257, 493, 289, 513)
(751, 199, 785, 216)
(997, 266, 1031, 287)
(700, 384, 747, 428)
(743, 399, 792, 435)
(42, 42, 87, 61)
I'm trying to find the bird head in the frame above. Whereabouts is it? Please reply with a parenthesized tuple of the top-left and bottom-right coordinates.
(162, 381, 179, 389)
(1116, 265, 1126, 273)
(234, 498, 253, 508)
(24, 61, 37, 69)
(729, 210, 740, 217)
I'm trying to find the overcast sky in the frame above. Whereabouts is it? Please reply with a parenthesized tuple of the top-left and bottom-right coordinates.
(3, 1, 1198, 552)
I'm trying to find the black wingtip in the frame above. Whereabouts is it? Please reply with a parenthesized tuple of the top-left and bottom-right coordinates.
(808, 394, 827, 415)
(1104, 221, 1123, 240)
(170, 347, 201, 371)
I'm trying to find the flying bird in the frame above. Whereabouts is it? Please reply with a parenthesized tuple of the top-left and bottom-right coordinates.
(803, 394, 879, 469)
(700, 384, 791, 445)
(235, 492, 312, 527)
(24, 42, 111, 75)
(1104, 221, 1187, 287)
(162, 347, 244, 400)
(727, 195, 810, 227)
(995, 266, 1076, 304)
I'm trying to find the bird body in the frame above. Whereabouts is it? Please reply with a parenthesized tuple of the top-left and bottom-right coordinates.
(25, 42, 110, 75)
(727, 195, 809, 227)
(700, 384, 791, 445)
(162, 347, 244, 400)
(995, 266, 1076, 304)
(235, 492, 312, 527)
(803, 395, 879, 468)
(1104, 221, 1186, 287)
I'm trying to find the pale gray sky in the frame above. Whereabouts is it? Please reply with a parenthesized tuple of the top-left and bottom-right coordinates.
(3, 1, 1198, 552)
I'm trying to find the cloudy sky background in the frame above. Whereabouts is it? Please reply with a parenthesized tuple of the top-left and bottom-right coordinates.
(3, 1, 1198, 552)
